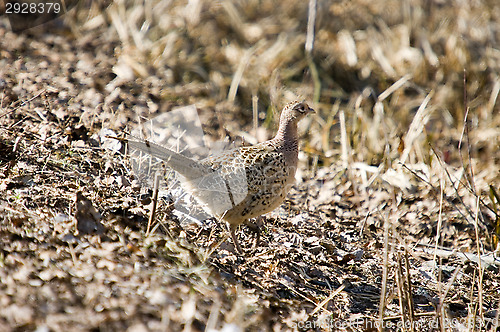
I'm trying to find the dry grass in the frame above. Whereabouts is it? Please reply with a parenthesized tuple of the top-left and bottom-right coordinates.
(0, 0, 499, 330)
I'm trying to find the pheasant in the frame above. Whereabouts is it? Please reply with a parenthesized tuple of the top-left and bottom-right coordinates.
(118, 100, 314, 253)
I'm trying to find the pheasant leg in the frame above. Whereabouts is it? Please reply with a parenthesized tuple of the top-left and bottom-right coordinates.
(229, 224, 243, 254)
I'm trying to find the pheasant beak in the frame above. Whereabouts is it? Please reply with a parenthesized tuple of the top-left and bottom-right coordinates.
(307, 105, 316, 114)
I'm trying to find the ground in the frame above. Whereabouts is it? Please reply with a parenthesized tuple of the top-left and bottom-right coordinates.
(0, 1, 499, 331)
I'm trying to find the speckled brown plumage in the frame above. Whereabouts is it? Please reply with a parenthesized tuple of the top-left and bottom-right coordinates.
(123, 100, 315, 253)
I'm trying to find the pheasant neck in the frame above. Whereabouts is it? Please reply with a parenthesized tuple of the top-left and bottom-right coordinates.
(274, 121, 299, 151)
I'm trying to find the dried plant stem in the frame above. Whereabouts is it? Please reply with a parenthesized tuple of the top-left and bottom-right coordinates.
(305, 0, 316, 54)
(306, 55, 321, 103)
(487, 78, 500, 112)
(305, 0, 320, 103)
(395, 250, 415, 332)
(310, 282, 346, 316)
(400, 91, 433, 164)
(473, 196, 484, 321)
(437, 265, 462, 331)
(252, 94, 258, 136)
(146, 172, 161, 237)
(432, 174, 445, 271)
(395, 252, 408, 331)
(339, 109, 349, 169)
(404, 251, 415, 329)
(0, 89, 46, 119)
(228, 43, 262, 103)
(436, 258, 445, 332)
(378, 74, 412, 101)
(377, 213, 390, 332)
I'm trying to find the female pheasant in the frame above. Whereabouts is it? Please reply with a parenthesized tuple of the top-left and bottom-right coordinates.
(122, 101, 314, 253)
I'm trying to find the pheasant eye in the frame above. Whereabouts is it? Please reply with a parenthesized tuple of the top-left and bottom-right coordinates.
(295, 104, 305, 113)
